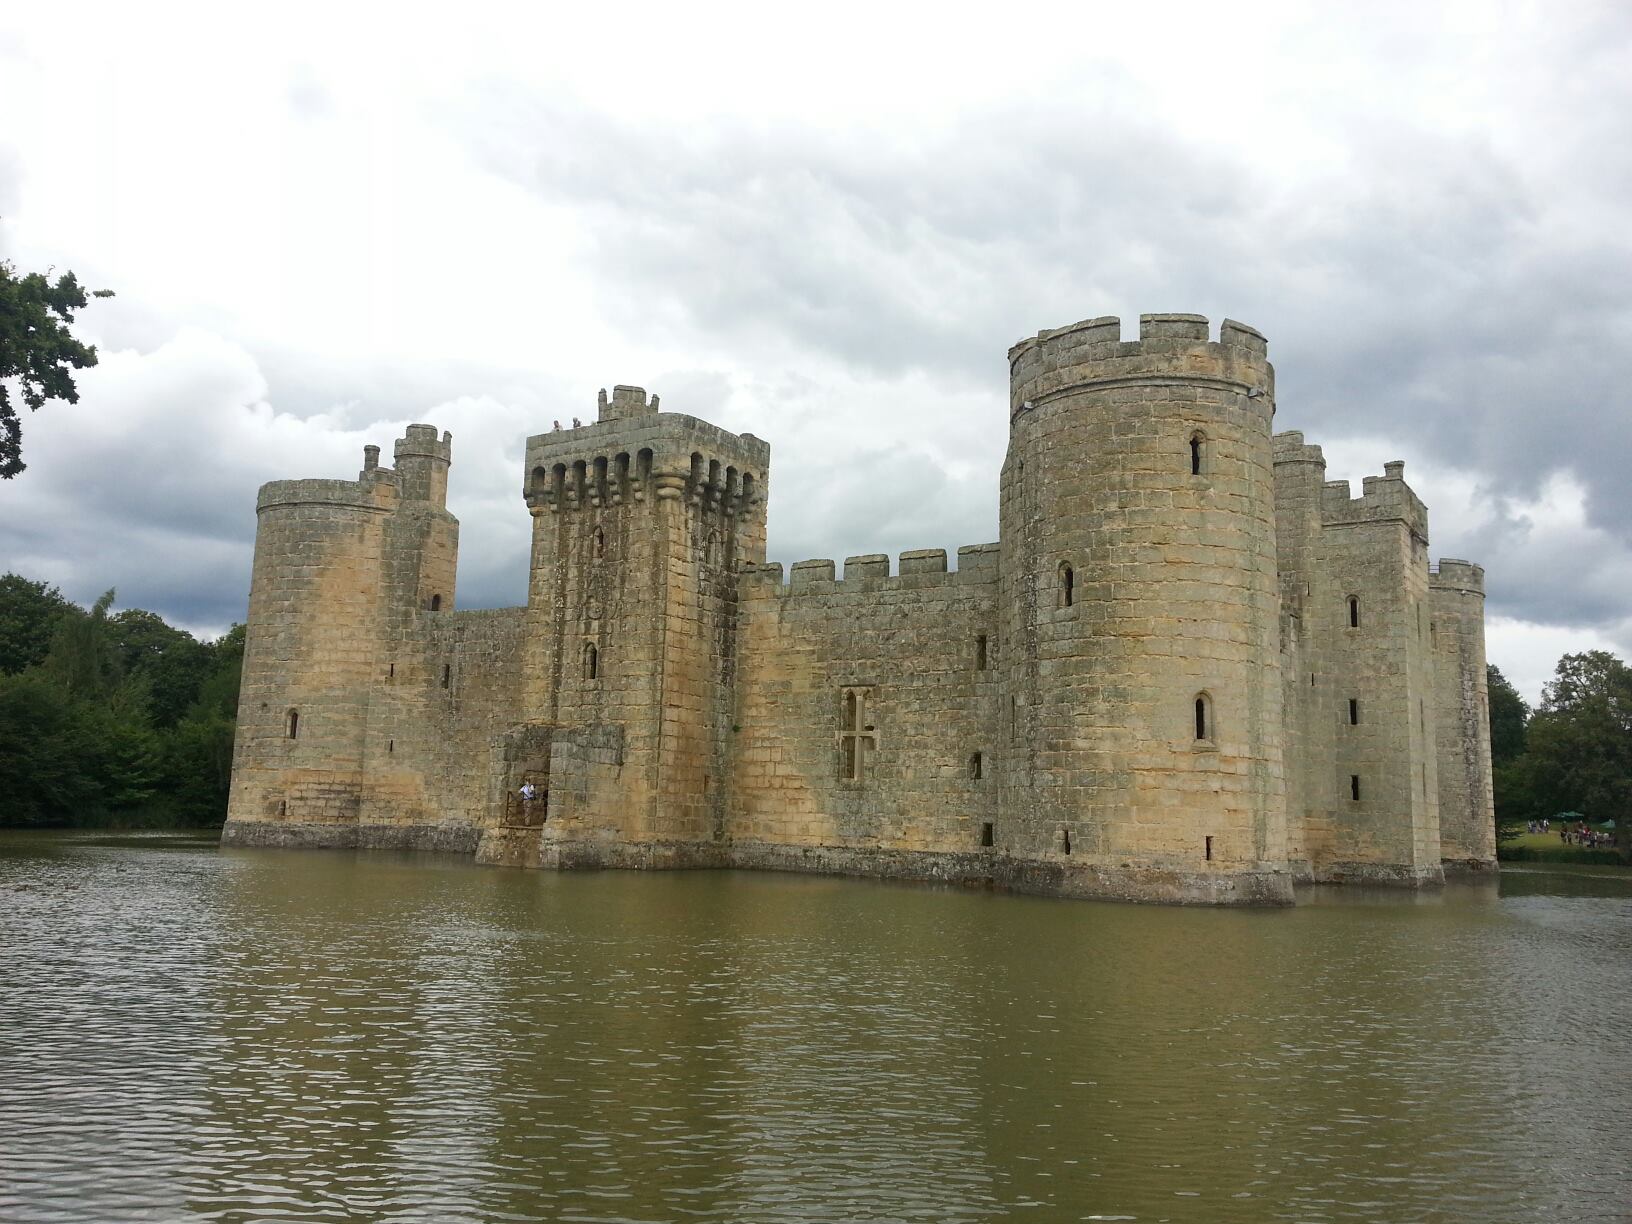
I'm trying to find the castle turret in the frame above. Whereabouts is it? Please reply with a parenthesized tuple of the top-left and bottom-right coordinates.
(223, 427, 461, 844)
(997, 314, 1289, 904)
(1430, 560, 1497, 871)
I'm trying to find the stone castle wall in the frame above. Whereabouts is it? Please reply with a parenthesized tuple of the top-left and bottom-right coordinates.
(223, 313, 1499, 904)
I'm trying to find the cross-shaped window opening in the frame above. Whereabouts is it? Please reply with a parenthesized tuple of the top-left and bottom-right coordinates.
(839, 687, 878, 782)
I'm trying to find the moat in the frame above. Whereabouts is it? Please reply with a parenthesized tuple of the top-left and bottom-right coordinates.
(2, 832, 1628, 1222)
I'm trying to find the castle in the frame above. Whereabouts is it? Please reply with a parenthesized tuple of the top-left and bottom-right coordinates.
(222, 313, 1497, 905)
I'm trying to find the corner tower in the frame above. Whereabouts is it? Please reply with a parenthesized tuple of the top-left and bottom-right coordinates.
(1431, 559, 1497, 871)
(998, 314, 1289, 904)
(224, 427, 459, 843)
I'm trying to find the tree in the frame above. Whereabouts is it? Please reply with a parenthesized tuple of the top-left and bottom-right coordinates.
(0, 259, 114, 479)
(1524, 650, 1632, 856)
(1486, 665, 1528, 764)
(0, 573, 75, 675)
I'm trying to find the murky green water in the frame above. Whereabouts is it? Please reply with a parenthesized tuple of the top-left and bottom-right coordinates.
(0, 832, 1628, 1222)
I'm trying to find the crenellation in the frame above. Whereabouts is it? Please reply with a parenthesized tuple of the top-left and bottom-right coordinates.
(226, 310, 1495, 903)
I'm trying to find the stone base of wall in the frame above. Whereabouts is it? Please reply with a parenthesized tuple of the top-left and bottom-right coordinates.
(1314, 860, 1446, 887)
(1440, 857, 1499, 876)
(220, 819, 480, 855)
(513, 836, 1296, 907)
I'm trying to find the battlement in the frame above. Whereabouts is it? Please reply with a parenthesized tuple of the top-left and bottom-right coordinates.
(523, 402, 769, 515)
(1320, 461, 1428, 536)
(1430, 558, 1485, 594)
(1008, 313, 1273, 421)
(1273, 430, 1327, 467)
(598, 384, 660, 424)
(741, 543, 1001, 598)
(394, 424, 452, 465)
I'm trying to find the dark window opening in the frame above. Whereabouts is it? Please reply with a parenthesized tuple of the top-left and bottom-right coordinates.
(441, 664, 451, 689)
(388, 663, 394, 680)
(1349, 698, 1359, 725)
(1310, 672, 1316, 687)
(1195, 695, 1209, 741)
(1190, 433, 1204, 476)
(1348, 596, 1360, 628)
(975, 634, 988, 671)
(286, 709, 299, 739)
(1205, 835, 1214, 861)
(1062, 828, 1072, 855)
(429, 594, 442, 611)
(1010, 695, 1018, 737)
(971, 752, 983, 780)
(584, 642, 598, 680)
(592, 527, 605, 559)
(980, 821, 994, 848)
(1060, 562, 1074, 608)
(388, 739, 394, 754)
(1351, 775, 1361, 801)
(278, 800, 287, 817)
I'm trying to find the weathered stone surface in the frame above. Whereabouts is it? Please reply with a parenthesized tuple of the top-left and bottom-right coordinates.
(225, 317, 1497, 906)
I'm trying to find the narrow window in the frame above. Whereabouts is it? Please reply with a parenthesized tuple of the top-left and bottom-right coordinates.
(1349, 698, 1359, 725)
(1009, 695, 1018, 737)
(1189, 432, 1204, 476)
(1310, 673, 1316, 687)
(592, 527, 605, 559)
(1205, 835, 1214, 861)
(1348, 596, 1360, 628)
(1194, 695, 1210, 741)
(975, 634, 988, 671)
(980, 821, 994, 848)
(1420, 698, 1425, 733)
(839, 687, 877, 782)
(278, 800, 287, 817)
(1062, 828, 1072, 855)
(429, 594, 442, 611)
(286, 709, 299, 739)
(1351, 775, 1361, 801)
(388, 662, 394, 680)
(971, 752, 983, 780)
(441, 664, 451, 689)
(1059, 562, 1074, 608)
(584, 642, 598, 680)
(388, 739, 394, 754)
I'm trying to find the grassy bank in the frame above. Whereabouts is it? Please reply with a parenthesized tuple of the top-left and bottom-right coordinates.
(1499, 828, 1625, 865)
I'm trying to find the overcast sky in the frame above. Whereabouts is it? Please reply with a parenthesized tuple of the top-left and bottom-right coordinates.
(2, 1, 1629, 704)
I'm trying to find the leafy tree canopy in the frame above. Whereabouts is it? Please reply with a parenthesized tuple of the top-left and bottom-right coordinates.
(0, 258, 114, 479)
(1486, 664, 1529, 764)
(0, 573, 75, 675)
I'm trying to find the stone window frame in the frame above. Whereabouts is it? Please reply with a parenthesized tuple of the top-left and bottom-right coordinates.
(1058, 560, 1075, 609)
(583, 640, 599, 681)
(1192, 691, 1217, 749)
(1189, 429, 1207, 477)
(286, 708, 299, 740)
(838, 685, 878, 783)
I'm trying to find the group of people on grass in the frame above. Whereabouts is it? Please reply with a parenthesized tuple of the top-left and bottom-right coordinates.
(1529, 817, 1614, 848)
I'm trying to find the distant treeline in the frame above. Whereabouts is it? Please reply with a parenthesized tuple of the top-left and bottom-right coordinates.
(0, 573, 242, 828)
(1489, 652, 1631, 856)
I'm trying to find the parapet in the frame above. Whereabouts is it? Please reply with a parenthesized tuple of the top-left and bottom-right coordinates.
(1320, 460, 1428, 538)
(394, 424, 453, 466)
(598, 385, 659, 424)
(743, 544, 1002, 600)
(1008, 313, 1273, 422)
(1273, 430, 1326, 467)
(1430, 559, 1485, 595)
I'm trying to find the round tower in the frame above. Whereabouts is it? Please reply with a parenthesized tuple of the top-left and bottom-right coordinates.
(224, 472, 397, 842)
(997, 313, 1289, 904)
(1429, 559, 1497, 872)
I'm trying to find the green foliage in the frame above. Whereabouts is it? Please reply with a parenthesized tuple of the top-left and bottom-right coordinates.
(0, 575, 241, 828)
(0, 573, 75, 674)
(1489, 651, 1632, 860)
(0, 259, 114, 479)
(1486, 665, 1528, 764)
